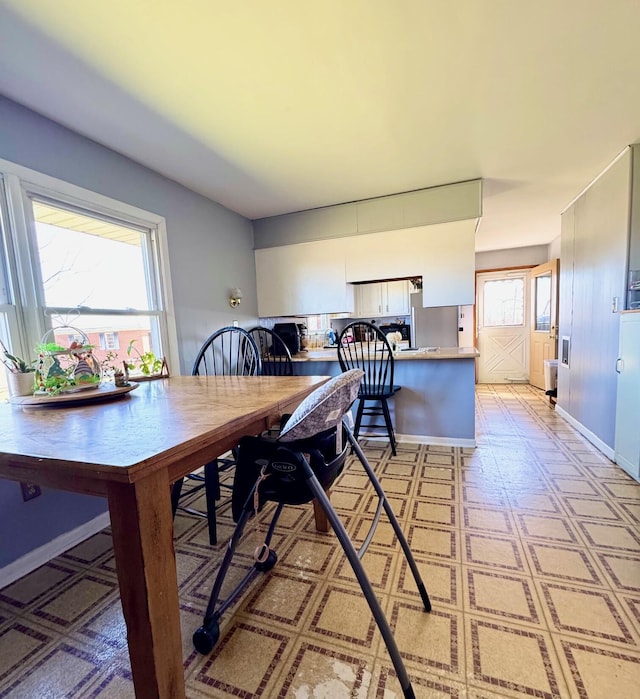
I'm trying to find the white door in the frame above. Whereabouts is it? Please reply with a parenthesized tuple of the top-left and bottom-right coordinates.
(529, 259, 559, 389)
(477, 270, 530, 383)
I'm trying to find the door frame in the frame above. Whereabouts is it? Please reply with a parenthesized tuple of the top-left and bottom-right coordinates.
(473, 265, 536, 383)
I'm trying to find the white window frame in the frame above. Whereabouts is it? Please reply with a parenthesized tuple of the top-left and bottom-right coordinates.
(0, 158, 179, 371)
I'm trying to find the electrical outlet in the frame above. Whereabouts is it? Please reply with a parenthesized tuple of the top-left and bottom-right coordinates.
(20, 482, 41, 501)
(232, 320, 239, 327)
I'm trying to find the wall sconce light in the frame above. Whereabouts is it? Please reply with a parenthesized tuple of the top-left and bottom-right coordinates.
(229, 287, 243, 308)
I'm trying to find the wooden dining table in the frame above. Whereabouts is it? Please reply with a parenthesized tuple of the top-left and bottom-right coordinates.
(0, 374, 329, 699)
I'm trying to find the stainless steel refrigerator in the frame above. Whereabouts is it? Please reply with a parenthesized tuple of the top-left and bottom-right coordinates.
(410, 291, 459, 348)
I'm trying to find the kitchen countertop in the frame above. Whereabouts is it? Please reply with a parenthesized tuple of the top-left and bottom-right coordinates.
(291, 346, 480, 361)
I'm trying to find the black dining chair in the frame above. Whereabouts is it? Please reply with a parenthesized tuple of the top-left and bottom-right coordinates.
(171, 326, 261, 544)
(337, 321, 401, 455)
(248, 326, 293, 376)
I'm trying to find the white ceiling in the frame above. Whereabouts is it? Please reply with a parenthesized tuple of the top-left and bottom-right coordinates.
(1, 1, 640, 252)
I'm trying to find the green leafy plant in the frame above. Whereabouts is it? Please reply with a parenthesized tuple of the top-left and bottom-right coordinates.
(0, 339, 35, 373)
(126, 340, 163, 376)
(100, 350, 128, 385)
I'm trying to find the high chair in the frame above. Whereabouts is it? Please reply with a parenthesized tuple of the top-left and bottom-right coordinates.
(192, 369, 431, 699)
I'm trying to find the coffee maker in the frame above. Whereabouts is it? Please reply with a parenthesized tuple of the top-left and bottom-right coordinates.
(272, 323, 301, 355)
(296, 323, 308, 351)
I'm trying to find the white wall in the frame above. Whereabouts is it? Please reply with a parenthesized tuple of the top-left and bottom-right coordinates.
(475, 244, 550, 270)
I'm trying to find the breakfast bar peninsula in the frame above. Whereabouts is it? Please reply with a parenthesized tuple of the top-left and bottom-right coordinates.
(292, 346, 479, 447)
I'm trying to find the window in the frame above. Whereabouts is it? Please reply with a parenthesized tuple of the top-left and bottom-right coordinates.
(0, 160, 176, 399)
(99, 332, 120, 350)
(482, 278, 525, 327)
(534, 273, 551, 332)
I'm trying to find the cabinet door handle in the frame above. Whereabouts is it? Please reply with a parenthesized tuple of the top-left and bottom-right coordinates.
(616, 358, 624, 374)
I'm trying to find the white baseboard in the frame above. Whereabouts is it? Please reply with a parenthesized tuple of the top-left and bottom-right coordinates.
(0, 511, 111, 589)
(555, 406, 615, 461)
(363, 433, 476, 448)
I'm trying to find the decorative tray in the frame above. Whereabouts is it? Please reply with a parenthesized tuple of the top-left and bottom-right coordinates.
(10, 382, 139, 408)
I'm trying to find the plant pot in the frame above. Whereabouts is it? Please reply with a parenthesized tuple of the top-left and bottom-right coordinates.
(113, 372, 128, 387)
(7, 371, 35, 397)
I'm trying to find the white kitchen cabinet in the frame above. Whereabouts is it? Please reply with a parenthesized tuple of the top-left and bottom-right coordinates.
(255, 239, 353, 317)
(354, 280, 411, 317)
(385, 280, 411, 315)
(344, 229, 422, 282)
(354, 282, 383, 316)
(614, 311, 640, 482)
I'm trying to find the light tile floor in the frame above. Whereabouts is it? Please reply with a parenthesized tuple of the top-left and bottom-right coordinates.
(1, 384, 639, 698)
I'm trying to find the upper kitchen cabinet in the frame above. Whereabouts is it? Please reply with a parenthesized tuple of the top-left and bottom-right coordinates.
(344, 229, 422, 282)
(253, 203, 357, 248)
(255, 239, 353, 317)
(253, 181, 481, 314)
(386, 280, 412, 315)
(418, 219, 477, 307)
(354, 282, 383, 317)
(354, 180, 482, 234)
(353, 279, 411, 317)
(344, 220, 477, 308)
(628, 147, 640, 311)
(253, 180, 482, 249)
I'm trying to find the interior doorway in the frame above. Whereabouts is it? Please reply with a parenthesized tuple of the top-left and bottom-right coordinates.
(476, 269, 531, 383)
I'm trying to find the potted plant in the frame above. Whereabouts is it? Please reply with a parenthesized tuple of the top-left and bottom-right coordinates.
(34, 331, 101, 396)
(100, 350, 129, 387)
(1, 339, 36, 397)
(124, 340, 169, 380)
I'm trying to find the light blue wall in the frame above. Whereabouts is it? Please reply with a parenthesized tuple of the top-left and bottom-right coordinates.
(0, 96, 257, 569)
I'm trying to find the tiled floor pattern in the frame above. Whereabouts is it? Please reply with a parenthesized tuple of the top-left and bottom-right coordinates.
(1, 384, 639, 698)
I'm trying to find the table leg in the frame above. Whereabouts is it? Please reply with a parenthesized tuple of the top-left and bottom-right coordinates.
(107, 470, 185, 699)
(313, 489, 331, 532)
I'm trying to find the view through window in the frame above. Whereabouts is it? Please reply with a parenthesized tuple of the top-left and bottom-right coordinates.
(482, 278, 525, 327)
(0, 165, 172, 400)
(31, 199, 161, 372)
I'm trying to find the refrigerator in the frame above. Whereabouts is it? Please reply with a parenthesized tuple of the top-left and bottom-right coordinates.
(410, 292, 459, 348)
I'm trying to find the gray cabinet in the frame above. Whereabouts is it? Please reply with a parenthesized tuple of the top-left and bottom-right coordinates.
(615, 312, 640, 482)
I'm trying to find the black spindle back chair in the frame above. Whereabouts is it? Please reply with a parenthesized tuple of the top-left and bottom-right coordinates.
(248, 326, 293, 376)
(171, 327, 261, 544)
(192, 326, 261, 377)
(337, 321, 401, 455)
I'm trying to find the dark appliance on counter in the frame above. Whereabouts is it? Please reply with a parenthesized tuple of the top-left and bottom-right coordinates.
(272, 323, 301, 355)
(379, 323, 411, 342)
(296, 323, 309, 350)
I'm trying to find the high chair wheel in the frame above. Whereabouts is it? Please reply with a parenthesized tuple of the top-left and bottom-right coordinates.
(254, 549, 277, 572)
(193, 621, 220, 654)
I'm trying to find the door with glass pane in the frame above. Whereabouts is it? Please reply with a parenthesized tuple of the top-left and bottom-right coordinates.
(529, 259, 559, 389)
(477, 270, 530, 383)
